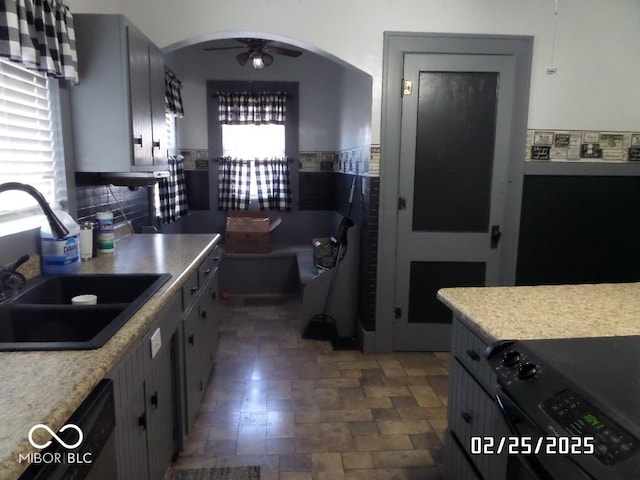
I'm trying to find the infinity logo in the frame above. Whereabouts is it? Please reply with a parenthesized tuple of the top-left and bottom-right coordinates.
(28, 424, 84, 450)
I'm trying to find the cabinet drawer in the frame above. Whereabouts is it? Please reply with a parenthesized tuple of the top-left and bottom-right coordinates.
(181, 271, 199, 312)
(452, 316, 495, 390)
(444, 431, 482, 480)
(198, 246, 221, 287)
(448, 358, 506, 479)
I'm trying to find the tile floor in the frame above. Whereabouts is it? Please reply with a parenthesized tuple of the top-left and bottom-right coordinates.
(172, 297, 449, 479)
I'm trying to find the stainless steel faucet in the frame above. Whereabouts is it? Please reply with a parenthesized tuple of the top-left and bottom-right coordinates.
(0, 182, 70, 238)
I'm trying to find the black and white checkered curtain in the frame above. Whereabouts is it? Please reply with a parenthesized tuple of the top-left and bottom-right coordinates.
(165, 67, 184, 117)
(255, 158, 291, 211)
(218, 157, 251, 210)
(158, 156, 189, 224)
(0, 0, 78, 83)
(218, 91, 286, 125)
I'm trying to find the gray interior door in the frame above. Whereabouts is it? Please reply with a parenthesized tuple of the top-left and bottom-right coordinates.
(393, 53, 516, 351)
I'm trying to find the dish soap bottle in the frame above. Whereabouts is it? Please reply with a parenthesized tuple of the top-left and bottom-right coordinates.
(40, 207, 81, 274)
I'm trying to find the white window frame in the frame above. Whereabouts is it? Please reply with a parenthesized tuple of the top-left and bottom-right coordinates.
(0, 59, 68, 237)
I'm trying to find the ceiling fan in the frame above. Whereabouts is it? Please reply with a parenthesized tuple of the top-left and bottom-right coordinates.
(204, 38, 303, 70)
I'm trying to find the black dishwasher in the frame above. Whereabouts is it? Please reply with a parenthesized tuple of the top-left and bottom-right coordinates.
(19, 379, 117, 480)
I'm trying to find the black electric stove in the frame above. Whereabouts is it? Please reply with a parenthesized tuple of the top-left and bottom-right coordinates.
(488, 335, 640, 480)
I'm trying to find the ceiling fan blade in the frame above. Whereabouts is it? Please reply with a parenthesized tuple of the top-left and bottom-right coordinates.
(268, 45, 303, 58)
(236, 52, 250, 66)
(261, 52, 274, 66)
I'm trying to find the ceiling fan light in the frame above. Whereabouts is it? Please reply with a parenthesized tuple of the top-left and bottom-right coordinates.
(251, 53, 265, 70)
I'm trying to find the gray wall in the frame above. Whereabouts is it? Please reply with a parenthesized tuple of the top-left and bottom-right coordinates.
(164, 41, 372, 153)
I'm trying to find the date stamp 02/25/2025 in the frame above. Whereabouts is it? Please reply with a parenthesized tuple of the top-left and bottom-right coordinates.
(470, 436, 596, 456)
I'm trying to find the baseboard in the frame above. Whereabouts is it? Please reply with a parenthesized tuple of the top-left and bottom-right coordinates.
(356, 319, 376, 354)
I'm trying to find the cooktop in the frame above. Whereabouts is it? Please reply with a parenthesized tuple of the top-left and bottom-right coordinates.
(521, 336, 640, 428)
(489, 335, 640, 478)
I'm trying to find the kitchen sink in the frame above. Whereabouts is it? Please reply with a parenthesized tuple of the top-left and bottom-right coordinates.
(12, 273, 169, 305)
(0, 273, 171, 351)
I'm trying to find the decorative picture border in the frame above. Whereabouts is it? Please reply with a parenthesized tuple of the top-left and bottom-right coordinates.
(526, 130, 640, 162)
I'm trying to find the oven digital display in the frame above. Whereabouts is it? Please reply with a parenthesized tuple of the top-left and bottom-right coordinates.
(583, 413, 606, 430)
(541, 389, 639, 466)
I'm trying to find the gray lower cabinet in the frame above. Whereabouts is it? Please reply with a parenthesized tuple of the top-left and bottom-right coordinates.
(108, 293, 181, 480)
(182, 249, 221, 433)
(444, 315, 507, 480)
(145, 343, 175, 480)
(106, 247, 222, 478)
(112, 378, 147, 479)
(183, 301, 205, 430)
(200, 263, 220, 373)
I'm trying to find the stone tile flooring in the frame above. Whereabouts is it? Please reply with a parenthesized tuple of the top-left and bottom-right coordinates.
(172, 297, 449, 479)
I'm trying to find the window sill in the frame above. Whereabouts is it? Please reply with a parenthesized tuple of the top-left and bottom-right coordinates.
(0, 215, 43, 238)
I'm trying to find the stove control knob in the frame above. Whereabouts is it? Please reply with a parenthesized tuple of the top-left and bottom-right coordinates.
(518, 362, 538, 380)
(502, 350, 521, 367)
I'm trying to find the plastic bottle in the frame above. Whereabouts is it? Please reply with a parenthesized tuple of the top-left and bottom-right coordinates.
(96, 211, 115, 253)
(40, 207, 81, 274)
(79, 221, 95, 261)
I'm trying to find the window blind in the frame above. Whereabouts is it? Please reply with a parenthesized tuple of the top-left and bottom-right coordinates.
(0, 59, 66, 228)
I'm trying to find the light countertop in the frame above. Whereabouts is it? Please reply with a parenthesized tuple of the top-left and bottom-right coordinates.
(0, 233, 220, 479)
(437, 282, 640, 343)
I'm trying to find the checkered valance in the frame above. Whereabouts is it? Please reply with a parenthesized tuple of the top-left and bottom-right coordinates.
(165, 67, 184, 117)
(0, 0, 78, 83)
(218, 91, 286, 125)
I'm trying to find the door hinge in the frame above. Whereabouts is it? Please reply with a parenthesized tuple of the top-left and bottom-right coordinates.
(402, 79, 412, 97)
(398, 196, 407, 210)
(394, 306, 402, 319)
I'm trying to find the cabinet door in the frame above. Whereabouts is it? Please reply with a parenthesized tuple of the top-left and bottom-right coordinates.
(127, 24, 153, 167)
(448, 358, 507, 479)
(201, 268, 220, 374)
(114, 380, 149, 480)
(183, 305, 204, 431)
(149, 42, 167, 166)
(146, 343, 176, 480)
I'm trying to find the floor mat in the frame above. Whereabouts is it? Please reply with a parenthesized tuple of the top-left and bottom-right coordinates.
(165, 466, 260, 480)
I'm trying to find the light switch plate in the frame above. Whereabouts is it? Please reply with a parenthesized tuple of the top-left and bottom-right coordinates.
(150, 327, 162, 359)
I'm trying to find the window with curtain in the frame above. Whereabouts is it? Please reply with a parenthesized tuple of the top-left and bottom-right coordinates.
(217, 91, 291, 211)
(0, 58, 67, 235)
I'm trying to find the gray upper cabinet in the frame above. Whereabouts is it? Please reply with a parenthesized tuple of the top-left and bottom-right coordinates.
(70, 14, 167, 172)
